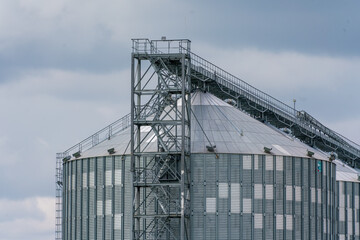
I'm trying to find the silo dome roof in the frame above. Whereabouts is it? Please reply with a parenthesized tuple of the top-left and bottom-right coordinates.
(76, 91, 328, 160)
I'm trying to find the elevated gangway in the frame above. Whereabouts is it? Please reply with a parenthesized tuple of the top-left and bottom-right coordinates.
(133, 38, 360, 166)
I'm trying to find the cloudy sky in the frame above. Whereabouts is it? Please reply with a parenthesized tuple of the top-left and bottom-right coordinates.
(1, 1, 359, 239)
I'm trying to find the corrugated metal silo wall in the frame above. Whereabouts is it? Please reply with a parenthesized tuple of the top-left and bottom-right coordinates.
(190, 153, 339, 240)
(62, 156, 132, 240)
(336, 180, 360, 239)
(61, 154, 360, 239)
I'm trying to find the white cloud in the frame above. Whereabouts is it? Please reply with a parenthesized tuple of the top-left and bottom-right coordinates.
(0, 197, 55, 240)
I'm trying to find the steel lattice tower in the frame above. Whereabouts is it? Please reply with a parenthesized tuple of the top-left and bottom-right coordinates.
(130, 39, 191, 240)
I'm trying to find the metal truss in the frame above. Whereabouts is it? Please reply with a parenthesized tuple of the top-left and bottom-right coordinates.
(131, 39, 191, 240)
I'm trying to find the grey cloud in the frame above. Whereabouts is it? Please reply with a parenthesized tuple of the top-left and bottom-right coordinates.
(186, 1, 360, 56)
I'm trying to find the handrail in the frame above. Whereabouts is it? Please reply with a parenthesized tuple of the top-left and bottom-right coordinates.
(132, 38, 191, 55)
(185, 48, 360, 157)
(59, 113, 131, 157)
(120, 38, 360, 158)
(188, 50, 296, 118)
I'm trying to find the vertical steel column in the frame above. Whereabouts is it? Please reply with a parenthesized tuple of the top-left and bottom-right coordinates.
(180, 53, 186, 240)
(130, 53, 135, 240)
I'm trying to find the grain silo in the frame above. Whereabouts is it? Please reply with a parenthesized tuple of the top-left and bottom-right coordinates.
(56, 38, 360, 240)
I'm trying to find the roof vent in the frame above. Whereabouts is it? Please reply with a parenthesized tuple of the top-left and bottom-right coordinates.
(307, 150, 315, 158)
(73, 151, 81, 158)
(206, 145, 216, 152)
(108, 148, 116, 155)
(161, 36, 166, 40)
(62, 156, 71, 162)
(264, 147, 272, 154)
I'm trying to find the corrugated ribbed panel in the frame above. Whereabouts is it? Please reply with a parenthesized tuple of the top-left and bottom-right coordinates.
(206, 198, 216, 213)
(124, 157, 132, 239)
(294, 158, 301, 186)
(277, 214, 283, 230)
(318, 189, 322, 204)
(97, 200, 103, 216)
(114, 186, 121, 216)
(254, 155, 260, 170)
(265, 215, 273, 239)
(266, 185, 273, 200)
(96, 217, 103, 239)
(295, 186, 301, 202)
(349, 208, 353, 235)
(243, 155, 252, 170)
(285, 157, 292, 185)
(89, 188, 95, 239)
(254, 184, 262, 199)
(105, 199, 111, 215)
(105, 215, 111, 240)
(311, 188, 316, 203)
(231, 214, 240, 239)
(294, 215, 301, 239)
(286, 185, 292, 201)
(230, 155, 240, 182)
(254, 157, 262, 186)
(243, 214, 252, 239)
(89, 216, 95, 240)
(339, 221, 345, 234)
(76, 218, 81, 240)
(276, 229, 284, 240)
(82, 188, 88, 240)
(71, 163, 76, 240)
(206, 214, 216, 240)
(105, 170, 112, 186)
(219, 183, 228, 199)
(266, 199, 273, 213)
(254, 229, 262, 240)
(83, 171, 87, 188)
(231, 183, 240, 213)
(254, 199, 262, 213)
(89, 172, 94, 187)
(192, 214, 203, 239)
(286, 215, 293, 230)
(243, 198, 251, 213)
(276, 156, 283, 171)
(206, 156, 216, 198)
(310, 161, 315, 188)
(219, 210, 228, 239)
(265, 155, 273, 170)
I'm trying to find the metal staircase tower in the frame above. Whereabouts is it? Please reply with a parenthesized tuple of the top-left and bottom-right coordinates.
(130, 39, 191, 240)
